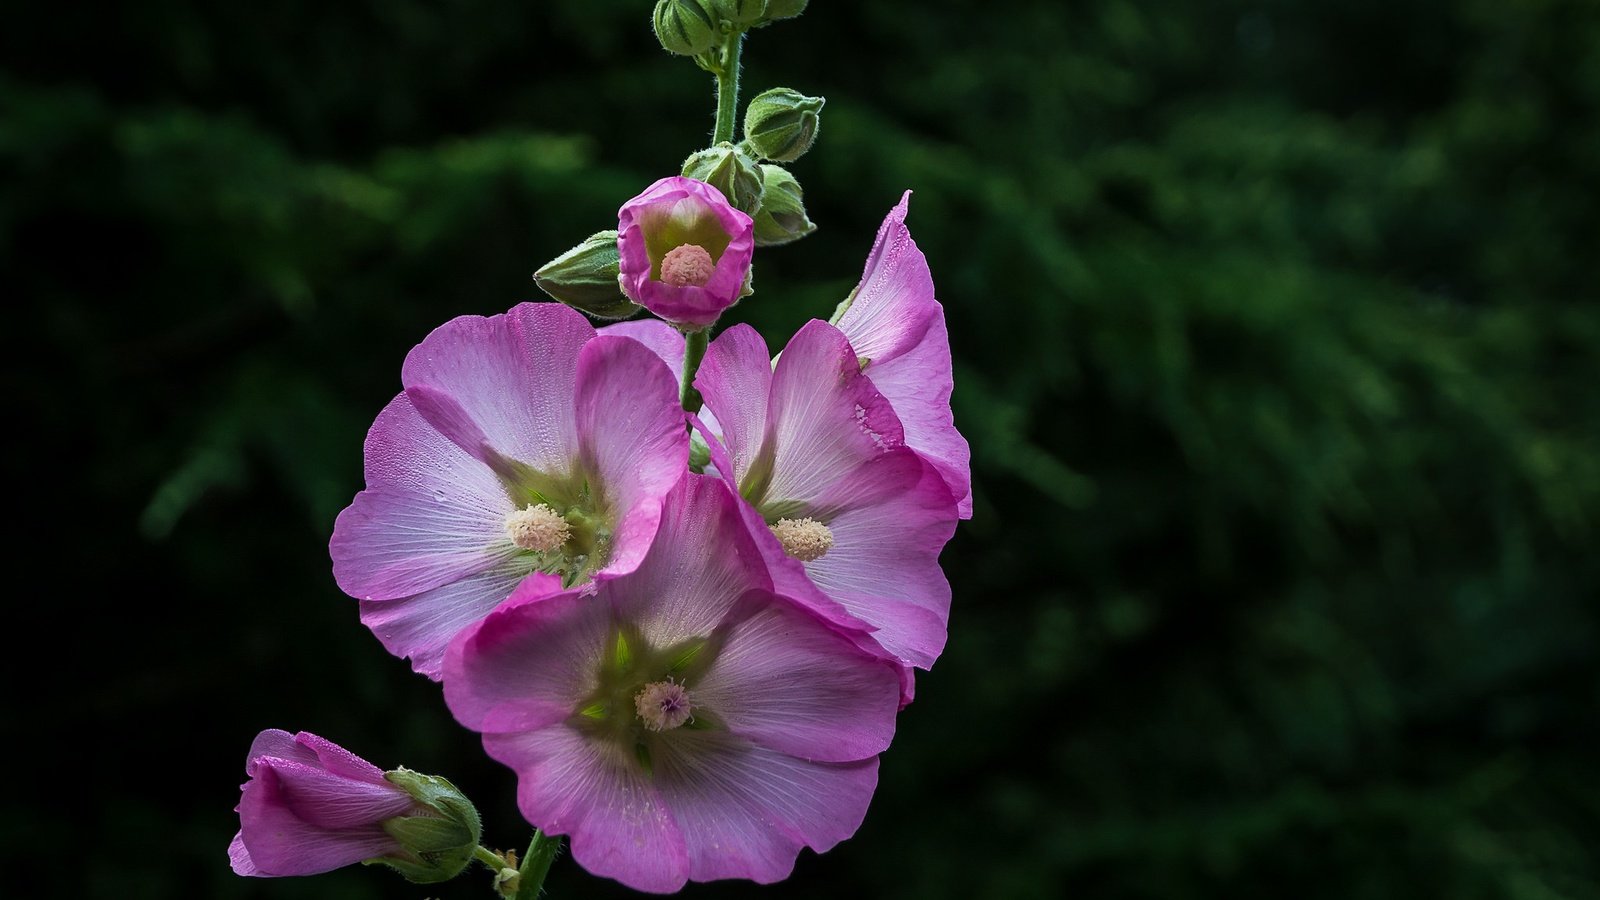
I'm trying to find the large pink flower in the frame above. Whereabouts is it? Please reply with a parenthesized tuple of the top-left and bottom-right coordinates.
(444, 474, 901, 893)
(616, 176, 755, 329)
(834, 192, 973, 518)
(330, 302, 688, 678)
(229, 731, 436, 877)
(695, 319, 960, 669)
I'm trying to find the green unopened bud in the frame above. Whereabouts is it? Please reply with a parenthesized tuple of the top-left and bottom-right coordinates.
(759, 0, 808, 24)
(534, 230, 640, 320)
(653, 0, 718, 56)
(709, 0, 767, 26)
(751, 165, 816, 246)
(681, 142, 765, 214)
(742, 88, 823, 163)
(369, 768, 482, 884)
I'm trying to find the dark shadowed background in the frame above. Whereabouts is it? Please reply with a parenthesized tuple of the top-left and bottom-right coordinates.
(8, 0, 1600, 897)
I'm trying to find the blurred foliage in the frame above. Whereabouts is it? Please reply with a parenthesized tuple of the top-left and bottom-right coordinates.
(7, 0, 1600, 898)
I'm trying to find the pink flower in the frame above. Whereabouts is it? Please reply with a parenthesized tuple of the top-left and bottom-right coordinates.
(835, 192, 973, 518)
(229, 730, 459, 878)
(444, 474, 901, 893)
(694, 319, 960, 670)
(330, 302, 688, 678)
(617, 176, 755, 329)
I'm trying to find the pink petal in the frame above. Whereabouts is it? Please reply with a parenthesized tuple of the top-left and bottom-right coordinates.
(599, 320, 686, 380)
(834, 191, 937, 367)
(764, 320, 903, 504)
(692, 598, 899, 761)
(652, 732, 879, 884)
(485, 726, 688, 894)
(331, 393, 514, 601)
(359, 564, 535, 679)
(251, 758, 414, 829)
(400, 302, 594, 474)
(694, 324, 772, 489)
(862, 312, 973, 518)
(293, 732, 391, 784)
(228, 832, 261, 876)
(235, 765, 402, 876)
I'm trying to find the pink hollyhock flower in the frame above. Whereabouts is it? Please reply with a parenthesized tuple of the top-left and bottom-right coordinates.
(229, 730, 477, 880)
(330, 302, 687, 678)
(444, 474, 901, 893)
(694, 319, 959, 669)
(834, 192, 973, 518)
(617, 176, 755, 329)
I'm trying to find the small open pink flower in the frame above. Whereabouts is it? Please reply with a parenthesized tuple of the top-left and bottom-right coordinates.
(330, 302, 687, 678)
(695, 319, 960, 670)
(229, 730, 423, 877)
(444, 474, 901, 893)
(617, 176, 755, 329)
(835, 192, 973, 518)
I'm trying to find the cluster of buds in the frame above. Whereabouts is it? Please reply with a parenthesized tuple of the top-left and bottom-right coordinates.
(653, 0, 809, 57)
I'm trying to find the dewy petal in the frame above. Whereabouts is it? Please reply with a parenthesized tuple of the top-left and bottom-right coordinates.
(245, 730, 388, 784)
(764, 320, 904, 505)
(618, 177, 755, 329)
(236, 765, 403, 876)
(331, 393, 513, 602)
(228, 831, 262, 876)
(400, 302, 595, 474)
(835, 192, 973, 518)
(443, 584, 610, 735)
(484, 727, 688, 894)
(692, 598, 899, 761)
(252, 758, 415, 829)
(359, 564, 534, 679)
(599, 319, 686, 380)
(694, 324, 772, 489)
(574, 334, 688, 573)
(652, 731, 880, 885)
(834, 191, 937, 367)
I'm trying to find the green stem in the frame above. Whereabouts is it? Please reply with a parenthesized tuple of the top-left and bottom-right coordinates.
(474, 845, 511, 871)
(712, 33, 744, 145)
(514, 830, 562, 900)
(680, 328, 710, 413)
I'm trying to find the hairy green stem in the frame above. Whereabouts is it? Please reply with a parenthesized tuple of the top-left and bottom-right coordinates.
(712, 33, 744, 145)
(514, 830, 562, 900)
(680, 328, 710, 413)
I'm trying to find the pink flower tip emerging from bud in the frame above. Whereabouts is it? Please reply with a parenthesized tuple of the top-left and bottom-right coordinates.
(617, 176, 754, 329)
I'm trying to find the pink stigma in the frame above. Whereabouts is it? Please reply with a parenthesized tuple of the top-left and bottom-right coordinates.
(659, 243, 716, 287)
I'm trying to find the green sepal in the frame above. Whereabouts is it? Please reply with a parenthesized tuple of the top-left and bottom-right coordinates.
(709, 0, 766, 26)
(742, 88, 823, 163)
(689, 432, 712, 471)
(750, 165, 817, 247)
(681, 142, 765, 214)
(653, 0, 718, 56)
(382, 815, 476, 854)
(384, 769, 482, 847)
(756, 0, 807, 26)
(534, 230, 640, 321)
(367, 769, 482, 885)
(363, 854, 468, 885)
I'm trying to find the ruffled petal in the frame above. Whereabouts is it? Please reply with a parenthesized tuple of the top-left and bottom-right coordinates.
(485, 726, 687, 894)
(235, 765, 402, 876)
(331, 393, 513, 601)
(358, 564, 534, 679)
(692, 597, 899, 761)
(253, 758, 414, 829)
(228, 831, 261, 876)
(652, 731, 879, 884)
(694, 324, 772, 489)
(400, 302, 594, 474)
(834, 191, 937, 367)
(599, 319, 685, 379)
(862, 308, 973, 518)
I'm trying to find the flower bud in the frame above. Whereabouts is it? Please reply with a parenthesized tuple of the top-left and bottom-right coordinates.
(653, 0, 718, 56)
(751, 165, 816, 246)
(533, 230, 640, 320)
(617, 176, 755, 329)
(709, 0, 767, 26)
(742, 88, 823, 163)
(681, 142, 765, 214)
(759, 0, 808, 23)
(374, 768, 483, 884)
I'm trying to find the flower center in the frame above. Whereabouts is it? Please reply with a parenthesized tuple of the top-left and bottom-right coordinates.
(659, 243, 716, 287)
(504, 503, 571, 553)
(769, 517, 834, 562)
(634, 679, 694, 732)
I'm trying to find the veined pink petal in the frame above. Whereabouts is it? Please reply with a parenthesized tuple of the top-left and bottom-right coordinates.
(653, 733, 879, 884)
(359, 564, 533, 680)
(834, 191, 937, 366)
(331, 393, 513, 601)
(485, 727, 688, 894)
(249, 758, 414, 829)
(617, 177, 755, 329)
(228, 832, 261, 876)
(235, 764, 403, 876)
(401, 302, 594, 474)
(693, 598, 898, 761)
(599, 319, 685, 379)
(693, 324, 772, 489)
(574, 335, 688, 536)
(862, 313, 973, 518)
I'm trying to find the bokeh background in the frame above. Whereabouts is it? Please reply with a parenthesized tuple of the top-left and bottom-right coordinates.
(9, 0, 1600, 897)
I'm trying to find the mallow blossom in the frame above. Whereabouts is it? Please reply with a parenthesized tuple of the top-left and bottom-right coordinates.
(834, 192, 973, 518)
(229, 730, 476, 880)
(695, 319, 960, 669)
(330, 302, 687, 678)
(617, 176, 755, 329)
(444, 474, 901, 893)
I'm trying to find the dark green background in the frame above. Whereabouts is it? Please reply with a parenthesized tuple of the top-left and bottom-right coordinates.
(9, 1, 1600, 897)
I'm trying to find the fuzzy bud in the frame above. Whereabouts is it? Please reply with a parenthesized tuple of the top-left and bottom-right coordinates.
(709, 0, 767, 26)
(681, 142, 765, 214)
(759, 0, 808, 24)
(742, 88, 823, 163)
(533, 231, 640, 321)
(653, 0, 718, 56)
(374, 769, 483, 884)
(751, 165, 816, 246)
